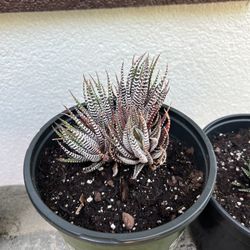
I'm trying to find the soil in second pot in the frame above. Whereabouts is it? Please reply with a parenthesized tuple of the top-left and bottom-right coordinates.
(210, 128, 250, 229)
(37, 137, 204, 233)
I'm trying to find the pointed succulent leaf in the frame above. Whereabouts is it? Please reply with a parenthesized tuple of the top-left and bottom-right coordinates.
(58, 158, 84, 163)
(242, 166, 250, 179)
(117, 154, 139, 165)
(108, 126, 134, 159)
(84, 80, 102, 124)
(148, 54, 160, 86)
(132, 164, 145, 179)
(78, 107, 105, 147)
(128, 126, 148, 164)
(58, 130, 101, 162)
(82, 161, 104, 173)
(122, 126, 133, 154)
(58, 118, 99, 149)
(139, 114, 150, 151)
(57, 141, 87, 162)
(151, 147, 164, 160)
(145, 150, 154, 165)
(127, 54, 145, 98)
(238, 188, 250, 193)
(159, 127, 170, 149)
(119, 62, 127, 107)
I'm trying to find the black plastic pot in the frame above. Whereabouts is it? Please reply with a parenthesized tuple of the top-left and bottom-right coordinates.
(24, 105, 216, 250)
(190, 114, 250, 250)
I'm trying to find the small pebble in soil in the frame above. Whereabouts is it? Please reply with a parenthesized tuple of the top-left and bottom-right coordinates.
(86, 196, 93, 203)
(178, 207, 186, 214)
(122, 212, 135, 230)
(98, 207, 104, 213)
(94, 192, 102, 202)
(87, 179, 94, 184)
(107, 180, 114, 187)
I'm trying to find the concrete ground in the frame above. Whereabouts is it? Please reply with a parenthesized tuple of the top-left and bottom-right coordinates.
(0, 185, 197, 250)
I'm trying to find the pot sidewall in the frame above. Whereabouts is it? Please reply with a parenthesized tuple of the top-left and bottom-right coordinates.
(190, 114, 250, 250)
(61, 230, 184, 250)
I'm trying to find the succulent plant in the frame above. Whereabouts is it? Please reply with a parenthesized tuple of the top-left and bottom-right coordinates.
(54, 54, 170, 179)
(232, 160, 250, 193)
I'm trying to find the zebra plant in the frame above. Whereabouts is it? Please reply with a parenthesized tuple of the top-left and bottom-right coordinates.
(54, 54, 171, 179)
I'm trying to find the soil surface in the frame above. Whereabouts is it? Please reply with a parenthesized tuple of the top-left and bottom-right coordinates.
(37, 137, 204, 233)
(211, 128, 250, 229)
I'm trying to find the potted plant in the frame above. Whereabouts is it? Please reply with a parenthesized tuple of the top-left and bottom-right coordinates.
(24, 55, 216, 250)
(190, 114, 250, 250)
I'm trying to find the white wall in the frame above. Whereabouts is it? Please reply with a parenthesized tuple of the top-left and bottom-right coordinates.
(0, 2, 250, 186)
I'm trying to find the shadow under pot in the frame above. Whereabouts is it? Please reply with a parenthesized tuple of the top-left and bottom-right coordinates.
(24, 105, 216, 250)
(190, 114, 250, 250)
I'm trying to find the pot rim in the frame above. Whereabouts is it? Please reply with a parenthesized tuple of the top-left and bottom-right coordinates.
(204, 113, 250, 236)
(24, 105, 217, 245)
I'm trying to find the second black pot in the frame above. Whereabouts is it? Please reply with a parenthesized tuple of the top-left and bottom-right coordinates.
(190, 114, 250, 250)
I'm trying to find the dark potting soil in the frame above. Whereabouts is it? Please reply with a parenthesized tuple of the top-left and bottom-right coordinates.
(37, 137, 204, 233)
(211, 128, 250, 229)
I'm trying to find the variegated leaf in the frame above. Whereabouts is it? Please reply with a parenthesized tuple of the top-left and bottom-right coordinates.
(82, 161, 104, 173)
(131, 164, 145, 179)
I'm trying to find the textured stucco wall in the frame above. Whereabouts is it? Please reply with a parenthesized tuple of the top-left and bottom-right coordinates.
(0, 2, 250, 186)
